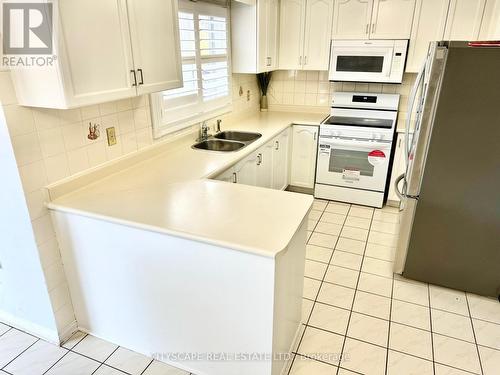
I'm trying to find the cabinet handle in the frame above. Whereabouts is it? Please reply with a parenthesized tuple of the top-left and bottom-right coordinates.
(371, 23, 376, 34)
(366, 23, 369, 34)
(304, 56, 308, 65)
(130, 70, 137, 87)
(137, 69, 144, 85)
(313, 131, 317, 141)
(398, 138, 402, 147)
(257, 153, 263, 166)
(275, 140, 279, 151)
(232, 172, 237, 183)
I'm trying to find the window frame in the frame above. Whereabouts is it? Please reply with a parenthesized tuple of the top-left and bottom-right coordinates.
(151, 0, 232, 139)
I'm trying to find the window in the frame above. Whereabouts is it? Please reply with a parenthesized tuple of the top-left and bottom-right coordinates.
(151, 1, 231, 138)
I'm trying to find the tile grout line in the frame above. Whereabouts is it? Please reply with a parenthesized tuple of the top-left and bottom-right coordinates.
(427, 283, 436, 375)
(384, 273, 396, 375)
(335, 205, 375, 375)
(290, 201, 348, 374)
(303, 297, 500, 351)
(41, 332, 89, 375)
(465, 292, 485, 375)
(1, 338, 40, 372)
(288, 202, 330, 374)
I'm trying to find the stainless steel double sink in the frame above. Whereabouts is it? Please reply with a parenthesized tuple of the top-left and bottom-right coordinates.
(192, 131, 262, 152)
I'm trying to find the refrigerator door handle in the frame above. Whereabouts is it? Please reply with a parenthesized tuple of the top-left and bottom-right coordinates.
(405, 59, 427, 165)
(395, 173, 406, 201)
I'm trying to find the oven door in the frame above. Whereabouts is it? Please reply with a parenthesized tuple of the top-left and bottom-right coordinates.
(316, 137, 392, 191)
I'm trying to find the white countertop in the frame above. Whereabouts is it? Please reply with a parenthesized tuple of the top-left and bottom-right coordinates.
(47, 111, 327, 258)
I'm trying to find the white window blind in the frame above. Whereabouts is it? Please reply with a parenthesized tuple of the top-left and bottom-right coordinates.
(151, 1, 231, 138)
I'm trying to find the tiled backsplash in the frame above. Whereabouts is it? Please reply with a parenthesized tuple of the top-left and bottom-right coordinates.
(268, 70, 417, 128)
(0, 71, 259, 338)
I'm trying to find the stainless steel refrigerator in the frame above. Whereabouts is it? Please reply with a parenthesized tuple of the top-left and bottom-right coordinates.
(394, 41, 500, 299)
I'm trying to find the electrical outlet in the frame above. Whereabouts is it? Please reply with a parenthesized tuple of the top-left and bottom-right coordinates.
(106, 127, 117, 146)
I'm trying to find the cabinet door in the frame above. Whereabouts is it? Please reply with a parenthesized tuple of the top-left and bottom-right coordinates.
(279, 0, 306, 70)
(303, 0, 334, 70)
(215, 168, 236, 183)
(370, 0, 416, 39)
(272, 129, 291, 190)
(479, 0, 500, 40)
(58, 0, 137, 106)
(234, 153, 259, 186)
(267, 0, 281, 69)
(290, 125, 318, 189)
(127, 0, 183, 95)
(406, 0, 448, 73)
(258, 0, 270, 71)
(331, 0, 373, 40)
(257, 143, 274, 188)
(444, 0, 487, 40)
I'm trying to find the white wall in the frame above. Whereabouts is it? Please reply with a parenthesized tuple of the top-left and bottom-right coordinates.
(0, 105, 59, 343)
(0, 71, 259, 341)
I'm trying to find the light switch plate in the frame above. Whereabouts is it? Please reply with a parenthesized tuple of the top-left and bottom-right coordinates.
(106, 127, 117, 146)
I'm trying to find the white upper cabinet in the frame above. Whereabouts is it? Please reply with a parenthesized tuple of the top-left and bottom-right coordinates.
(267, 0, 281, 70)
(279, 0, 334, 70)
(332, 0, 373, 39)
(406, 0, 449, 72)
(331, 0, 416, 40)
(479, 0, 500, 40)
(127, 0, 183, 95)
(279, 0, 306, 70)
(232, 0, 279, 73)
(303, 0, 335, 69)
(444, 0, 487, 40)
(10, 0, 182, 109)
(370, 0, 417, 39)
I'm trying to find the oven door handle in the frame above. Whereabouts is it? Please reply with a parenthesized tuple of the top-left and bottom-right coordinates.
(319, 137, 391, 149)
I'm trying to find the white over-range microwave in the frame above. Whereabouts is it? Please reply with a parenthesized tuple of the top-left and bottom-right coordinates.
(329, 40, 408, 84)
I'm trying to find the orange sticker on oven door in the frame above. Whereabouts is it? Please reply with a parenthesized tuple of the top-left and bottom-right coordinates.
(368, 150, 386, 166)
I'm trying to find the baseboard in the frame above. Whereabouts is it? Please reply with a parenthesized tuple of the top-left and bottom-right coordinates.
(0, 310, 59, 344)
(286, 185, 314, 195)
(281, 324, 304, 375)
(386, 199, 401, 208)
(57, 319, 78, 345)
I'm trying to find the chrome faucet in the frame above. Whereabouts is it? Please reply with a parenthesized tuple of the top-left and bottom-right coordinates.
(199, 121, 210, 141)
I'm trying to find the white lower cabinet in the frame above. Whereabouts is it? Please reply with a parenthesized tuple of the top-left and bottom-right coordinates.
(257, 143, 274, 188)
(214, 128, 292, 190)
(289, 125, 318, 189)
(234, 152, 260, 186)
(216, 168, 237, 184)
(272, 128, 291, 190)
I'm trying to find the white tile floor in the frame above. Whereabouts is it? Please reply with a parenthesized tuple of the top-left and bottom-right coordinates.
(291, 199, 500, 375)
(1, 199, 499, 375)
